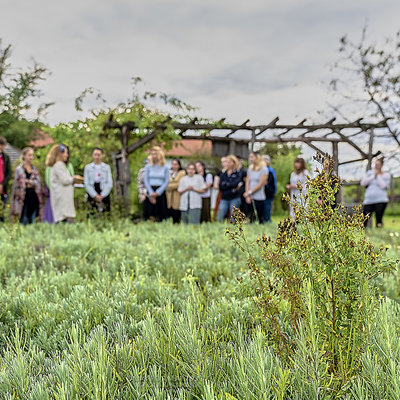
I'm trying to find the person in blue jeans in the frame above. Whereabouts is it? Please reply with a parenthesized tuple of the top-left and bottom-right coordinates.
(263, 155, 277, 223)
(217, 155, 244, 222)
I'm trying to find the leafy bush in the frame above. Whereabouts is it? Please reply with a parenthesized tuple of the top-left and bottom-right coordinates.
(227, 154, 398, 393)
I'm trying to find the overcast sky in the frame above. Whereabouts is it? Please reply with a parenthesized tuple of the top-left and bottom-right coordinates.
(2, 0, 400, 175)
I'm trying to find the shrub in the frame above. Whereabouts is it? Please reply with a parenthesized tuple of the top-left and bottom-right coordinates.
(227, 153, 398, 393)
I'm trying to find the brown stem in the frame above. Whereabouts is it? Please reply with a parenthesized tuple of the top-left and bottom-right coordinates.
(331, 278, 337, 370)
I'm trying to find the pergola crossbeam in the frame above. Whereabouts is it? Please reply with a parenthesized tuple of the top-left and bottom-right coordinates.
(103, 113, 391, 206)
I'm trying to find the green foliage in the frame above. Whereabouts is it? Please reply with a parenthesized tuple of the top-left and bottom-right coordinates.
(0, 38, 51, 146)
(0, 219, 399, 397)
(227, 153, 398, 393)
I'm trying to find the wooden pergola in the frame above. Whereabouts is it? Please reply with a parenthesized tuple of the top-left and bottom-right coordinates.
(103, 115, 390, 206)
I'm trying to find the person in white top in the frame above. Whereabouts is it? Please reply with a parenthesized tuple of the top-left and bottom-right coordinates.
(178, 163, 206, 224)
(360, 157, 391, 227)
(286, 157, 309, 219)
(84, 147, 113, 216)
(243, 151, 268, 223)
(195, 161, 213, 223)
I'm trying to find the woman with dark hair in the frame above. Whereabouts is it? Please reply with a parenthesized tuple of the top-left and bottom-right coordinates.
(166, 159, 186, 224)
(195, 161, 213, 223)
(361, 157, 391, 227)
(143, 146, 170, 221)
(10, 147, 43, 225)
(178, 163, 205, 224)
(286, 157, 309, 219)
(84, 147, 113, 216)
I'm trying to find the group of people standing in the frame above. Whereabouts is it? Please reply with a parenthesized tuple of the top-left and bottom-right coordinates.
(0, 137, 112, 225)
(138, 146, 278, 224)
(138, 146, 214, 225)
(0, 135, 393, 227)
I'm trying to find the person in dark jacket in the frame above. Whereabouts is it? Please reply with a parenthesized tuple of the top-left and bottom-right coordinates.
(217, 155, 244, 222)
(263, 155, 277, 223)
(0, 137, 12, 222)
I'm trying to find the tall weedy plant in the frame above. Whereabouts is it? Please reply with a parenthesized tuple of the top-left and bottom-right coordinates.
(227, 153, 397, 392)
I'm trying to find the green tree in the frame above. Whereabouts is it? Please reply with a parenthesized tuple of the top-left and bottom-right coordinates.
(0, 39, 52, 146)
(37, 79, 199, 214)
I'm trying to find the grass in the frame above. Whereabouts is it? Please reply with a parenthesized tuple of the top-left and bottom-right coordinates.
(0, 219, 399, 398)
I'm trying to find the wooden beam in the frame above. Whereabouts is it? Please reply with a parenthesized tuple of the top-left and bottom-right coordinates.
(126, 129, 159, 154)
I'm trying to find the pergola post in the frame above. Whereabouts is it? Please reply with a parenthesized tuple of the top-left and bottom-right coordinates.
(367, 128, 374, 170)
(332, 141, 339, 175)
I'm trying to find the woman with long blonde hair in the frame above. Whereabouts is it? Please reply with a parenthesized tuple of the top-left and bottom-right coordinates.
(217, 154, 244, 222)
(243, 151, 268, 223)
(10, 147, 43, 225)
(46, 144, 82, 223)
(143, 146, 169, 221)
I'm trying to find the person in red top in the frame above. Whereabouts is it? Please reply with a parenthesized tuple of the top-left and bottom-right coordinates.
(0, 137, 12, 222)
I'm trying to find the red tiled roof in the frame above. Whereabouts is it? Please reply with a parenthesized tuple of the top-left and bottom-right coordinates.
(29, 130, 54, 148)
(165, 139, 212, 157)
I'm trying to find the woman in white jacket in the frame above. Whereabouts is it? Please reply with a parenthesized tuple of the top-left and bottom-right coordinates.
(84, 147, 113, 216)
(46, 144, 82, 223)
(360, 157, 391, 228)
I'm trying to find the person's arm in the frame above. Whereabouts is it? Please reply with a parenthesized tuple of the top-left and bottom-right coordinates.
(31, 168, 41, 188)
(167, 170, 184, 191)
(213, 175, 220, 190)
(100, 165, 113, 197)
(144, 165, 154, 195)
(360, 171, 374, 187)
(155, 165, 170, 196)
(84, 165, 97, 198)
(286, 173, 295, 190)
(177, 178, 189, 194)
(244, 174, 250, 195)
(376, 173, 390, 190)
(192, 176, 206, 193)
(204, 173, 213, 192)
